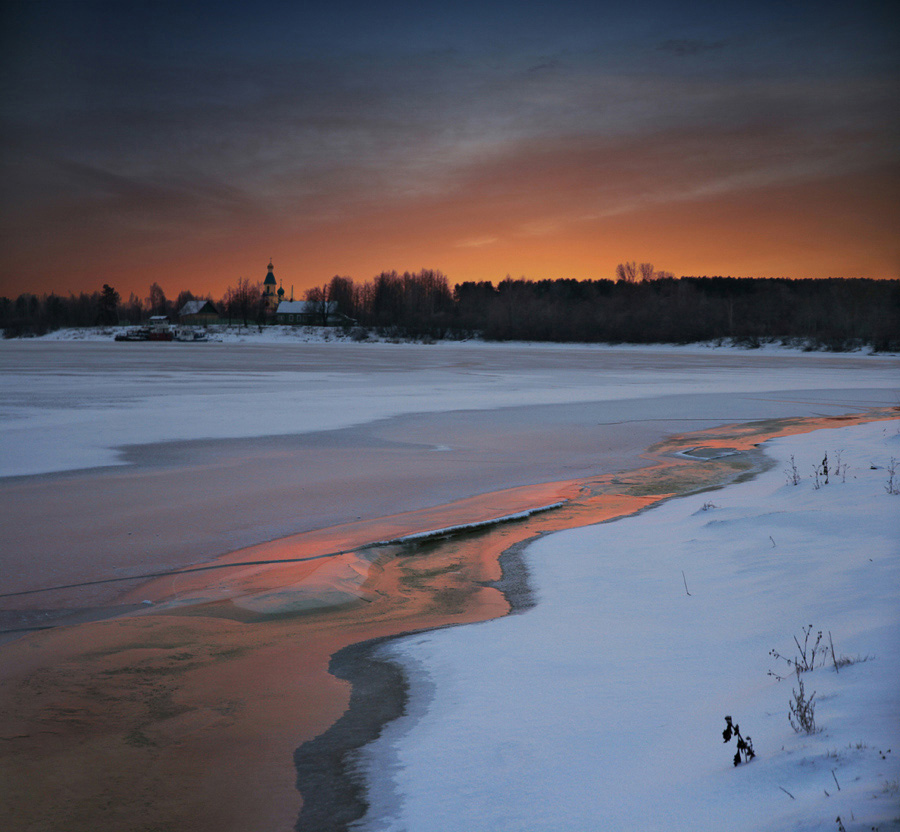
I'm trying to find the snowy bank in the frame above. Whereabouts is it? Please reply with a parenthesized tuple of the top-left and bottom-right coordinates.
(16, 325, 900, 356)
(355, 419, 900, 832)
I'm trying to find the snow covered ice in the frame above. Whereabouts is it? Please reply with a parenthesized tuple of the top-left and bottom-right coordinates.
(1, 338, 897, 479)
(355, 420, 900, 832)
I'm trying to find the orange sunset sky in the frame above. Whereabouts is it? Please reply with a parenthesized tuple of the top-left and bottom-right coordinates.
(1, 1, 898, 301)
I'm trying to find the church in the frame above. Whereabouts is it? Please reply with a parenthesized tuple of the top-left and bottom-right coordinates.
(262, 260, 353, 326)
(261, 260, 283, 313)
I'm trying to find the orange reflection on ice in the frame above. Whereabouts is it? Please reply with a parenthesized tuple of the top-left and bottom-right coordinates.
(1, 407, 896, 832)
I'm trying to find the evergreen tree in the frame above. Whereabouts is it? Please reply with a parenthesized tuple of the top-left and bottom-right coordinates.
(97, 284, 120, 325)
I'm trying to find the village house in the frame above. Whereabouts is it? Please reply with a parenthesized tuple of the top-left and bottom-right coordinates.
(275, 300, 353, 326)
(178, 299, 219, 325)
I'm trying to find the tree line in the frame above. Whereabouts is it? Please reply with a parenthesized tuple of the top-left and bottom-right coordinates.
(451, 274, 900, 351)
(2, 267, 898, 351)
(0, 282, 207, 336)
(263, 267, 899, 350)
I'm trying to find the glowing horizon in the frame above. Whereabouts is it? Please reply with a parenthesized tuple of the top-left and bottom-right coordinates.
(2, 1, 897, 302)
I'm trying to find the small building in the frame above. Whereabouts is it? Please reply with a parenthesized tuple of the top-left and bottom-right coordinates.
(276, 300, 353, 326)
(178, 300, 219, 325)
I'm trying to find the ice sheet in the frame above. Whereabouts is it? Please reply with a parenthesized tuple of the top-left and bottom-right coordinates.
(2, 339, 897, 478)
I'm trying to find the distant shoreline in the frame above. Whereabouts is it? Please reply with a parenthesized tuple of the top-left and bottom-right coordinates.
(4, 323, 898, 355)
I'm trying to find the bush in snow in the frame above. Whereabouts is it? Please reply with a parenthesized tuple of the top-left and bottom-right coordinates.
(788, 668, 819, 735)
(723, 716, 755, 766)
(769, 624, 826, 678)
(812, 452, 830, 489)
(784, 454, 801, 486)
(886, 457, 899, 495)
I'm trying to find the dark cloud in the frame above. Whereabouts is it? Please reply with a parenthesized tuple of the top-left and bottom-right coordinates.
(527, 58, 563, 74)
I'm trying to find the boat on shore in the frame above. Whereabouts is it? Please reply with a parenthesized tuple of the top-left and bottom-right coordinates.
(114, 316, 180, 342)
(175, 327, 208, 342)
(114, 328, 149, 341)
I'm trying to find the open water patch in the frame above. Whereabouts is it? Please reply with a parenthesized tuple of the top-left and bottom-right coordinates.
(675, 446, 740, 460)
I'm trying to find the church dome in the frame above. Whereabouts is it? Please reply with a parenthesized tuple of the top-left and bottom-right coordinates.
(264, 261, 276, 285)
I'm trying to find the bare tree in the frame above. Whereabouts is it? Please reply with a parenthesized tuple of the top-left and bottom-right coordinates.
(122, 292, 144, 324)
(639, 262, 655, 282)
(327, 275, 355, 319)
(616, 262, 638, 283)
(223, 278, 261, 327)
(304, 284, 331, 326)
(147, 282, 168, 316)
(371, 271, 404, 326)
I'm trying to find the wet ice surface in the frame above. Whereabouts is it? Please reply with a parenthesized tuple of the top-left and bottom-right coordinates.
(0, 340, 897, 602)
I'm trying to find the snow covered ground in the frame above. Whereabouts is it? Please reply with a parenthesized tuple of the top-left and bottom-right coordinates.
(356, 420, 900, 832)
(30, 324, 900, 352)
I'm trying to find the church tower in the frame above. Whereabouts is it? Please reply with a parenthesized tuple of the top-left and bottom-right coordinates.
(262, 260, 278, 314)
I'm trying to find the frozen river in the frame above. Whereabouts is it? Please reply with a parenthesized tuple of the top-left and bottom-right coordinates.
(1, 339, 897, 600)
(1, 337, 898, 832)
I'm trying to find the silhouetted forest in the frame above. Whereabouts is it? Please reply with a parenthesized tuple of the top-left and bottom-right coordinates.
(448, 275, 900, 351)
(3, 271, 898, 351)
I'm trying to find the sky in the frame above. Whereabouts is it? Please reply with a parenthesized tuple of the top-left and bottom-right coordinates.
(1, 0, 898, 301)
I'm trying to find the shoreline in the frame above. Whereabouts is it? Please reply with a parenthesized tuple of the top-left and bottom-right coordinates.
(0, 407, 896, 831)
(291, 537, 538, 832)
(11, 326, 900, 360)
(288, 407, 898, 831)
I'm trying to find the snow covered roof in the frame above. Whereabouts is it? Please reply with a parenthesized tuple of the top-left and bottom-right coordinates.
(276, 301, 338, 314)
(179, 300, 216, 315)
